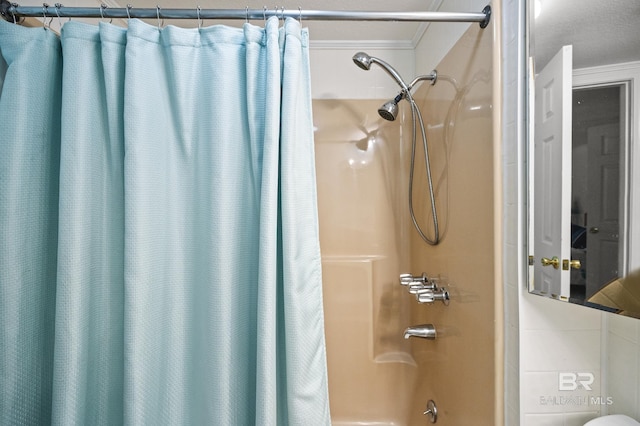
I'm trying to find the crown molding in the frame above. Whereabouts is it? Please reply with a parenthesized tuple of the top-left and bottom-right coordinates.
(411, 0, 444, 48)
(411, 23, 429, 48)
(311, 0, 443, 51)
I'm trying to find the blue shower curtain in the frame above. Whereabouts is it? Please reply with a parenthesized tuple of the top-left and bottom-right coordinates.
(0, 16, 330, 425)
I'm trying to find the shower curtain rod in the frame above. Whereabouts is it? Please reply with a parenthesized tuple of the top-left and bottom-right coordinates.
(0, 1, 491, 28)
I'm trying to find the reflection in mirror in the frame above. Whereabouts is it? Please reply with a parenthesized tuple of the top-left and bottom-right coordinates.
(571, 84, 626, 304)
(588, 268, 640, 318)
(528, 0, 640, 317)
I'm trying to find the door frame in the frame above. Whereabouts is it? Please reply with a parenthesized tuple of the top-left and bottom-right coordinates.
(573, 61, 640, 274)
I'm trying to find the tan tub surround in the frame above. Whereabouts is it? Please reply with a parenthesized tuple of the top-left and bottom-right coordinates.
(313, 12, 500, 426)
(314, 99, 418, 425)
(407, 20, 500, 426)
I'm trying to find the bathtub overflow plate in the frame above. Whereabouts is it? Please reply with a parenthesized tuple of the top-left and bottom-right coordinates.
(423, 399, 437, 423)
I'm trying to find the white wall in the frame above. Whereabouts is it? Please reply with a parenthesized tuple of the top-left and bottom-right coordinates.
(309, 0, 491, 101)
(414, 0, 490, 72)
(309, 46, 414, 100)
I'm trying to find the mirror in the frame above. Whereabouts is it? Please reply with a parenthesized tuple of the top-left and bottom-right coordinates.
(528, 0, 640, 317)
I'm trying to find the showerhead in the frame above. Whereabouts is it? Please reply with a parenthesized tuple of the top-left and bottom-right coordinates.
(352, 51, 372, 70)
(378, 92, 404, 121)
(378, 101, 398, 121)
(351, 51, 409, 91)
(352, 52, 409, 121)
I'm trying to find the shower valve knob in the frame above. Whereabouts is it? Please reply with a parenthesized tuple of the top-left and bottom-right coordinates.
(408, 282, 437, 294)
(416, 288, 449, 305)
(399, 273, 428, 286)
(408, 283, 425, 294)
(399, 272, 436, 288)
(399, 273, 415, 286)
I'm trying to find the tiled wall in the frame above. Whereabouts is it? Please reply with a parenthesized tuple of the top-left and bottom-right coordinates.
(517, 297, 640, 426)
(607, 314, 640, 419)
(500, 0, 523, 424)
(519, 296, 602, 425)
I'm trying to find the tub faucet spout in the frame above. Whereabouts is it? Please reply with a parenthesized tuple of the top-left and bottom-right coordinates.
(403, 324, 437, 340)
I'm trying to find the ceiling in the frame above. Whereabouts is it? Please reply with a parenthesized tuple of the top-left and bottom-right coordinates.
(533, 0, 640, 70)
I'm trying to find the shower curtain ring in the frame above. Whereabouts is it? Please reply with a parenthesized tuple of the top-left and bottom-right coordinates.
(126, 4, 131, 20)
(280, 6, 285, 21)
(100, 3, 112, 23)
(196, 5, 202, 28)
(9, 2, 23, 25)
(42, 3, 48, 30)
(298, 6, 302, 23)
(40, 3, 55, 30)
(245, 6, 248, 23)
(262, 5, 266, 21)
(156, 5, 163, 29)
(54, 3, 62, 27)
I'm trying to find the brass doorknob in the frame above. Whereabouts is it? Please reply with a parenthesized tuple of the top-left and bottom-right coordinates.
(541, 256, 560, 269)
(563, 259, 581, 270)
(589, 227, 599, 234)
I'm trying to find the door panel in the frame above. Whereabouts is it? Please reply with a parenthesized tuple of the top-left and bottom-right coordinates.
(533, 45, 573, 298)
(586, 123, 621, 298)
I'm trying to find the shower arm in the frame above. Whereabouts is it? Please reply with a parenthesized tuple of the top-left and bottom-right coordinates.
(393, 71, 438, 102)
(407, 71, 438, 94)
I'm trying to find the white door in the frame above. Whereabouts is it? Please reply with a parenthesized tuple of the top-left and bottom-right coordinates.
(585, 123, 621, 298)
(533, 45, 573, 298)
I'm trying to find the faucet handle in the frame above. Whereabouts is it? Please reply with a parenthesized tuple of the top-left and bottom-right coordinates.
(416, 288, 450, 305)
(399, 272, 438, 289)
(416, 291, 435, 303)
(408, 283, 426, 294)
(399, 273, 414, 286)
(399, 272, 428, 285)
